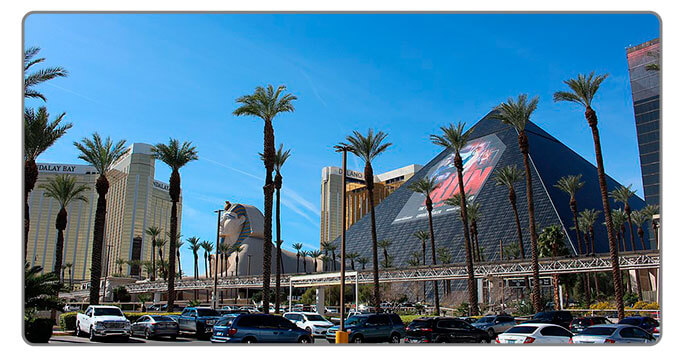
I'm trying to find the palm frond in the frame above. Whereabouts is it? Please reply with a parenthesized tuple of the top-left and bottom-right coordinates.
(73, 133, 127, 174)
(38, 174, 89, 208)
(430, 122, 474, 152)
(553, 72, 608, 107)
(554, 174, 585, 198)
(152, 138, 198, 170)
(408, 176, 439, 196)
(24, 107, 72, 161)
(489, 94, 539, 131)
(494, 165, 524, 188)
(233, 84, 297, 121)
(610, 184, 636, 205)
(340, 128, 392, 164)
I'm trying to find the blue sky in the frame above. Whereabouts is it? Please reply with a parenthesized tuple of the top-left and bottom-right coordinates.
(24, 13, 659, 275)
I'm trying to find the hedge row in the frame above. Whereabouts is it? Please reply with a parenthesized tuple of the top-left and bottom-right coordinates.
(58, 311, 182, 331)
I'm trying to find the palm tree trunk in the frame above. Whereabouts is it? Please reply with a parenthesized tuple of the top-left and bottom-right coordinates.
(274, 183, 282, 314)
(586, 106, 624, 320)
(89, 174, 109, 304)
(24, 159, 39, 262)
(519, 131, 542, 313)
(167, 169, 180, 311)
(261, 119, 275, 314)
(584, 273, 591, 306)
(426, 201, 440, 316)
(54, 207, 68, 281)
(454, 152, 478, 315)
(151, 241, 156, 281)
(194, 252, 199, 300)
(177, 252, 182, 280)
(638, 227, 646, 250)
(553, 274, 560, 310)
(364, 161, 381, 310)
(296, 253, 300, 273)
(570, 199, 585, 255)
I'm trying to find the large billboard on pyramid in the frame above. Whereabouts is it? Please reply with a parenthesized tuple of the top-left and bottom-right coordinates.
(392, 133, 506, 224)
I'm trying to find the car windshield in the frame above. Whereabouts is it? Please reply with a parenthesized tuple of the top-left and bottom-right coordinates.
(476, 316, 495, 323)
(151, 316, 175, 322)
(197, 309, 220, 317)
(580, 327, 617, 336)
(408, 320, 432, 329)
(345, 316, 368, 326)
(216, 317, 235, 327)
(306, 315, 328, 322)
(93, 308, 123, 316)
(532, 312, 553, 319)
(506, 326, 538, 334)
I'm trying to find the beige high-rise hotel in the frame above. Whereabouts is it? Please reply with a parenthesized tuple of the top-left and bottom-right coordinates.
(27, 143, 181, 281)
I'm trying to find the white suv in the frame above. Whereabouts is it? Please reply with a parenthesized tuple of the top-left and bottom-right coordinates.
(283, 312, 335, 337)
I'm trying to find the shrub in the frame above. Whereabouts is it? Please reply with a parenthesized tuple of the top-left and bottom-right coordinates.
(632, 301, 660, 311)
(25, 318, 54, 343)
(453, 302, 469, 317)
(590, 301, 614, 310)
(623, 292, 639, 307)
(59, 312, 79, 331)
(399, 314, 434, 326)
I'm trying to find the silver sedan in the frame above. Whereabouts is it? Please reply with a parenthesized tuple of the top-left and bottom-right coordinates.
(130, 315, 180, 340)
(571, 324, 656, 344)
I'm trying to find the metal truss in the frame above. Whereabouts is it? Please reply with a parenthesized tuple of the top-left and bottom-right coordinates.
(124, 250, 659, 293)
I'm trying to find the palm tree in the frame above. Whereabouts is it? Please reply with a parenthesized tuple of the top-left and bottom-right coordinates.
(611, 185, 639, 251)
(436, 247, 453, 295)
(202, 241, 214, 278)
(24, 107, 72, 260)
(64, 262, 73, 288)
(218, 242, 231, 277)
(494, 165, 527, 259)
(630, 211, 648, 251)
(38, 174, 89, 278)
(377, 238, 393, 269)
(152, 139, 198, 312)
(187, 237, 201, 279)
(24, 46, 68, 101)
(74, 133, 126, 304)
(113, 258, 125, 276)
(412, 230, 430, 307)
(155, 237, 168, 279)
(432, 122, 480, 314)
(554, 175, 586, 256)
(309, 250, 322, 272)
(356, 256, 370, 270)
(273, 145, 291, 311)
(345, 252, 359, 270)
(503, 242, 521, 260)
(537, 225, 568, 310)
(292, 243, 303, 273)
(579, 209, 600, 298)
(610, 209, 627, 252)
(145, 226, 162, 281)
(413, 231, 429, 266)
(445, 193, 477, 258)
(466, 201, 483, 261)
(408, 176, 441, 314)
(300, 250, 309, 273)
(490, 94, 543, 313)
(641, 205, 660, 248)
(554, 72, 624, 319)
(340, 129, 392, 309)
(141, 260, 155, 280)
(24, 263, 63, 319)
(176, 237, 184, 280)
(233, 84, 297, 314)
(233, 245, 244, 276)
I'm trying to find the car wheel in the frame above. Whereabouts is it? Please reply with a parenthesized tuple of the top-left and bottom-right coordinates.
(352, 335, 364, 343)
(487, 328, 495, 338)
(75, 323, 83, 337)
(145, 328, 152, 340)
(390, 333, 401, 343)
(305, 327, 312, 333)
(243, 337, 256, 343)
(88, 327, 96, 341)
(299, 336, 312, 344)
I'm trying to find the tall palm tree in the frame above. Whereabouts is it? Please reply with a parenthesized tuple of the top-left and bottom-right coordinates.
(309, 250, 322, 272)
(537, 225, 568, 310)
(554, 72, 624, 318)
(141, 260, 155, 280)
(408, 176, 441, 314)
(356, 256, 370, 270)
(114, 258, 126, 276)
(466, 201, 482, 261)
(74, 133, 126, 304)
(436, 247, 453, 295)
(611, 185, 638, 251)
(152, 139, 198, 311)
(431, 122, 478, 315)
(345, 252, 359, 271)
(641, 205, 659, 248)
(155, 237, 168, 279)
(630, 211, 648, 251)
(145, 226, 162, 281)
(580, 209, 601, 298)
(377, 238, 392, 268)
(201, 241, 214, 278)
(292, 243, 303, 273)
(233, 245, 244, 276)
(554, 175, 586, 256)
(413, 230, 431, 307)
(234, 84, 297, 314)
(340, 129, 392, 309)
(38, 174, 89, 278)
(273, 144, 291, 312)
(494, 165, 527, 259)
(187, 237, 201, 279)
(24, 46, 68, 101)
(300, 250, 309, 273)
(176, 237, 184, 280)
(24, 107, 72, 260)
(65, 262, 73, 289)
(219, 242, 231, 277)
(490, 94, 543, 312)
(610, 209, 627, 252)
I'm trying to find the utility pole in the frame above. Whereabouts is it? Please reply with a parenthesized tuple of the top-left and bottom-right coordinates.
(247, 254, 252, 303)
(334, 144, 349, 341)
(213, 209, 224, 309)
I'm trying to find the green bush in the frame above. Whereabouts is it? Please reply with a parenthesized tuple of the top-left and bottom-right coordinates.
(59, 312, 79, 331)
(399, 314, 434, 325)
(25, 318, 54, 343)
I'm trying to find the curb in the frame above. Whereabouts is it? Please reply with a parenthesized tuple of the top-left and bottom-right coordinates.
(52, 331, 73, 336)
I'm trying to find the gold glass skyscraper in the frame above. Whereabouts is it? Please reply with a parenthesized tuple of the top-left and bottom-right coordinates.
(27, 143, 181, 281)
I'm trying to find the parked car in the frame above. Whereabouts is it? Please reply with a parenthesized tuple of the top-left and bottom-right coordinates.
(496, 323, 573, 344)
(283, 312, 335, 337)
(569, 316, 612, 334)
(130, 315, 179, 340)
(75, 305, 131, 341)
(618, 316, 660, 337)
(523, 310, 573, 329)
(326, 313, 405, 343)
(459, 317, 477, 324)
(404, 317, 491, 343)
(218, 308, 250, 316)
(178, 307, 222, 338)
(148, 304, 184, 312)
(210, 313, 313, 343)
(571, 324, 656, 344)
(471, 315, 516, 338)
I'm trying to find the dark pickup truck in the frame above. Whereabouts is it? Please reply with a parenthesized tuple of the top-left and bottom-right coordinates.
(177, 307, 221, 338)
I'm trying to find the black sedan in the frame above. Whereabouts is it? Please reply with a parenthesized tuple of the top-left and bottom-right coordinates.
(404, 317, 491, 343)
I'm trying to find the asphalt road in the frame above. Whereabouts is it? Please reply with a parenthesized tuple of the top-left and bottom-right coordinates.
(49, 334, 332, 345)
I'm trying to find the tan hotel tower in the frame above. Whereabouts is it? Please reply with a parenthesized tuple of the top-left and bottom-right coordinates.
(320, 164, 421, 244)
(27, 143, 181, 281)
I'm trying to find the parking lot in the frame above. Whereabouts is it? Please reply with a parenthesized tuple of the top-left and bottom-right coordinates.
(48, 334, 333, 345)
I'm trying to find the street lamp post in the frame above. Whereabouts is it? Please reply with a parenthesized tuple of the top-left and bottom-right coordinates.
(334, 144, 349, 337)
(213, 209, 224, 309)
(247, 254, 252, 303)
